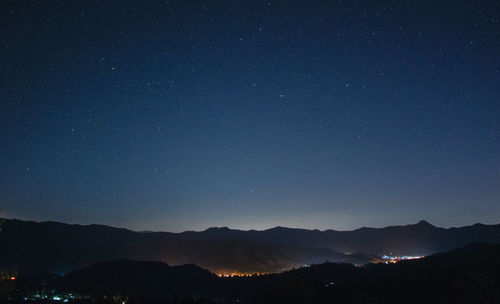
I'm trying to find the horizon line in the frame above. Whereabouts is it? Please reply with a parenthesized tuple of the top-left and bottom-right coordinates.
(3, 217, 497, 234)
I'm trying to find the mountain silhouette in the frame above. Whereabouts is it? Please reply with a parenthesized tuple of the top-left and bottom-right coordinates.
(1, 219, 499, 276)
(51, 260, 216, 298)
(18, 242, 499, 304)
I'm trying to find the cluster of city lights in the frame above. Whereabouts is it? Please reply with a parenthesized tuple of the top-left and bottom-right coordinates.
(216, 272, 275, 278)
(382, 254, 424, 264)
(23, 293, 79, 302)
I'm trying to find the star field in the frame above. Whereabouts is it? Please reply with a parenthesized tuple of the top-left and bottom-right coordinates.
(1, 0, 499, 231)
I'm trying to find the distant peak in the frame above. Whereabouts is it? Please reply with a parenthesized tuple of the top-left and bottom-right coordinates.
(266, 226, 291, 231)
(205, 226, 230, 232)
(415, 220, 434, 227)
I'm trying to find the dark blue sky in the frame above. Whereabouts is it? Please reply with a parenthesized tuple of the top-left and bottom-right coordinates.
(1, 0, 499, 231)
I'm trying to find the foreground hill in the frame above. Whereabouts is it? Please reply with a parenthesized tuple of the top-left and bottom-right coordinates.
(52, 260, 216, 298)
(9, 242, 500, 303)
(1, 219, 499, 276)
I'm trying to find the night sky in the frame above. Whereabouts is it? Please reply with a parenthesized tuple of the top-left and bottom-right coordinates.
(1, 1, 499, 232)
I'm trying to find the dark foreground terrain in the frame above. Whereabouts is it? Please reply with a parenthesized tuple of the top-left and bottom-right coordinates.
(2, 219, 500, 276)
(2, 242, 500, 304)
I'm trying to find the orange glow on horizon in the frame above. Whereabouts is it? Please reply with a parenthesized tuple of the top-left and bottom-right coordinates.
(216, 272, 276, 278)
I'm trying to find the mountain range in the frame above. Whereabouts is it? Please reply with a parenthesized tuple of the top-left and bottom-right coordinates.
(12, 242, 500, 304)
(1, 219, 499, 276)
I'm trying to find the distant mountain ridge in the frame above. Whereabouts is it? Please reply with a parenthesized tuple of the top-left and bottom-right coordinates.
(1, 218, 499, 276)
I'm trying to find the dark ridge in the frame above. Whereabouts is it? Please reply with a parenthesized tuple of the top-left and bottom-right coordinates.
(205, 226, 231, 232)
(16, 242, 499, 303)
(1, 218, 500, 277)
(414, 220, 435, 227)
